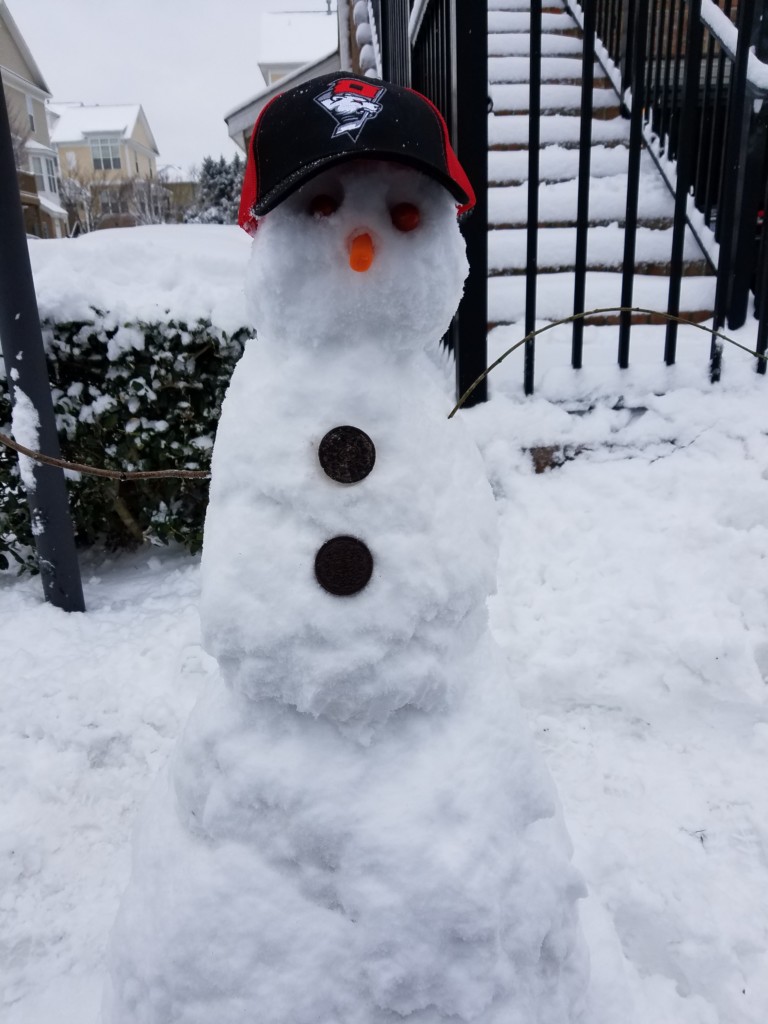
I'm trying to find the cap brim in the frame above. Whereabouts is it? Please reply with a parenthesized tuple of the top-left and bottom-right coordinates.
(252, 150, 474, 217)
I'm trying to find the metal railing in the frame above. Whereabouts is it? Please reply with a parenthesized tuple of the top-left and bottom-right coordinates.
(372, 0, 767, 395)
(576, 0, 768, 378)
(370, 0, 489, 404)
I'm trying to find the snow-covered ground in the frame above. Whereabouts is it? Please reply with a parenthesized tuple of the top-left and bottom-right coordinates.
(3, 226, 768, 1023)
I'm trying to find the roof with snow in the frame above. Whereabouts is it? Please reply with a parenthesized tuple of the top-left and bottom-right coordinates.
(49, 103, 159, 154)
(0, 0, 51, 94)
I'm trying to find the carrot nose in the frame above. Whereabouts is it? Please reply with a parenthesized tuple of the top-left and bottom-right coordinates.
(349, 232, 375, 272)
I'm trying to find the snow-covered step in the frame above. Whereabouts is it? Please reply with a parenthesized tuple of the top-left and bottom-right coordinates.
(483, 0, 714, 334)
(489, 225, 707, 273)
(491, 83, 619, 116)
(490, 56, 604, 84)
(488, 0, 565, 10)
(488, 272, 717, 325)
(490, 143, 654, 185)
(489, 174, 675, 226)
(490, 33, 584, 57)
(490, 113, 630, 149)
(489, 11, 577, 33)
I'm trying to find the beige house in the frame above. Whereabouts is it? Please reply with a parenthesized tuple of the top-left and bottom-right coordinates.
(0, 0, 68, 238)
(50, 102, 165, 230)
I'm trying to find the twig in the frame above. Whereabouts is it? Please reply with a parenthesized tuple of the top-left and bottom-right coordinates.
(0, 431, 209, 481)
(447, 306, 764, 418)
(0, 306, 764, 477)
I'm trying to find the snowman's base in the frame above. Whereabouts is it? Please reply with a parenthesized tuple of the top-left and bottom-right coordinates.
(105, 646, 589, 1024)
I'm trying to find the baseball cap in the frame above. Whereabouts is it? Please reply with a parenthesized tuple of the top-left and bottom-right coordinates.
(238, 72, 476, 234)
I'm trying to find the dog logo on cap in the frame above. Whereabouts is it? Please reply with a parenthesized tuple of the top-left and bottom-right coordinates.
(315, 79, 386, 142)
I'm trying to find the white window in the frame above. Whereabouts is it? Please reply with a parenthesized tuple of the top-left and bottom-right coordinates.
(30, 155, 59, 195)
(90, 137, 122, 171)
(99, 187, 126, 215)
(26, 95, 35, 132)
(45, 157, 58, 194)
(30, 155, 44, 192)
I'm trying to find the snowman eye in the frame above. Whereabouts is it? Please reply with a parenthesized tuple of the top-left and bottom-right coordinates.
(390, 202, 421, 232)
(308, 194, 340, 218)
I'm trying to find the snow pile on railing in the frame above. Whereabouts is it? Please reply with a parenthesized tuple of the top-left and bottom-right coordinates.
(700, 0, 768, 91)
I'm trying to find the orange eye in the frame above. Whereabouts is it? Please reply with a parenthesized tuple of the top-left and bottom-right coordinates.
(391, 202, 420, 232)
(309, 194, 340, 217)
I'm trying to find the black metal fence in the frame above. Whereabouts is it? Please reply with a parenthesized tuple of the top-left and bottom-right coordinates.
(371, 0, 489, 404)
(563, 0, 768, 382)
(372, 0, 767, 397)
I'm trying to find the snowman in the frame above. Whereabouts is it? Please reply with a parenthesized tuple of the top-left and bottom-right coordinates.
(105, 73, 589, 1024)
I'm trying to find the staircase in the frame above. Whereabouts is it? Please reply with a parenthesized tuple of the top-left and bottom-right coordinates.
(486, 0, 718, 334)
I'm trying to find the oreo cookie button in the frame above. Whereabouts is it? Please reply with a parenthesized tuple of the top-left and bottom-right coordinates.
(318, 426, 376, 484)
(314, 536, 373, 596)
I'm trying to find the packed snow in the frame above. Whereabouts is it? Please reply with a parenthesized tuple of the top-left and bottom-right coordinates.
(2, 215, 768, 1024)
(26, 225, 250, 333)
(491, 83, 618, 114)
(10, 388, 41, 491)
(488, 174, 675, 226)
(489, 56, 602, 83)
(104, 162, 588, 1023)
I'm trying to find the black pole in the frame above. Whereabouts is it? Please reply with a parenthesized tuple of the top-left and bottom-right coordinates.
(713, 0, 757, 334)
(0, 77, 85, 612)
(756, 165, 768, 372)
(380, 0, 411, 85)
(618, 0, 649, 368)
(665, 0, 704, 364)
(525, 0, 542, 395)
(454, 0, 488, 405)
(572, 0, 596, 369)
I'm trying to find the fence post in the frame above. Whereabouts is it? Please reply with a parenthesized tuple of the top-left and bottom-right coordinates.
(377, 0, 411, 85)
(524, 0, 542, 395)
(618, 0, 649, 368)
(571, 0, 596, 369)
(0, 77, 85, 612)
(713, 0, 758, 338)
(665, 0, 704, 364)
(453, 0, 488, 405)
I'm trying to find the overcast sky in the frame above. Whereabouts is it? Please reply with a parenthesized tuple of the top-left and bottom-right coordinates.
(11, 0, 339, 176)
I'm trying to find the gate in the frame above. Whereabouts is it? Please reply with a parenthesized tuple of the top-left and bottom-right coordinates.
(556, 0, 768, 384)
(371, 0, 768, 396)
(370, 0, 489, 404)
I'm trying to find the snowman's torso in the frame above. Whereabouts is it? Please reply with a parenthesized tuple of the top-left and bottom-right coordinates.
(201, 337, 498, 733)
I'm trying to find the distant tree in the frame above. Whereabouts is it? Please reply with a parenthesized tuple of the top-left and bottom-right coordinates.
(58, 170, 170, 232)
(184, 154, 244, 224)
(8, 108, 31, 170)
(128, 178, 171, 226)
(58, 170, 102, 232)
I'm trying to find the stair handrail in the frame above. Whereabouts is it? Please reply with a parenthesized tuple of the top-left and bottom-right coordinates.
(699, 0, 768, 91)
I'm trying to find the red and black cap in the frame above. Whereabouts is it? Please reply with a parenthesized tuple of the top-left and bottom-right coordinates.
(238, 72, 476, 235)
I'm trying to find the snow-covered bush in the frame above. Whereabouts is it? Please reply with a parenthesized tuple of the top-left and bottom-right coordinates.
(0, 313, 252, 572)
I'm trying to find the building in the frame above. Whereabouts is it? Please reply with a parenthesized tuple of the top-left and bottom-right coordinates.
(225, 9, 341, 156)
(0, 0, 68, 238)
(49, 102, 165, 231)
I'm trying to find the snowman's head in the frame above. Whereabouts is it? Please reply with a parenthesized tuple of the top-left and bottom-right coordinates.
(239, 73, 474, 356)
(245, 160, 469, 355)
